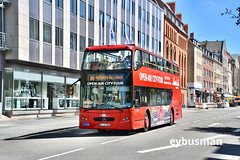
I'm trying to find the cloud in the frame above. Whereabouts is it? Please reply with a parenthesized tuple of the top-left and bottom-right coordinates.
(205, 0, 217, 6)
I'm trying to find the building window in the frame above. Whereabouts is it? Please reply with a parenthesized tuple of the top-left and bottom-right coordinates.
(44, 0, 52, 3)
(138, 31, 141, 44)
(152, 15, 155, 27)
(55, 26, 63, 47)
(159, 41, 161, 52)
(155, 39, 158, 51)
(126, 25, 130, 39)
(55, 0, 63, 8)
(29, 17, 39, 41)
(99, 11, 104, 27)
(121, 0, 125, 9)
(142, 33, 145, 46)
(132, 1, 135, 15)
(80, 0, 86, 19)
(43, 22, 52, 43)
(147, 12, 150, 24)
(106, 15, 111, 29)
(121, 22, 125, 36)
(142, 9, 145, 21)
(70, 32, 77, 51)
(88, 38, 94, 47)
(155, 18, 158, 29)
(131, 27, 135, 41)
(70, 0, 77, 15)
(138, 6, 141, 19)
(146, 35, 149, 47)
(112, 18, 117, 32)
(159, 20, 161, 31)
(152, 38, 154, 51)
(126, 0, 130, 12)
(113, 0, 117, 4)
(80, 35, 86, 52)
(88, 5, 94, 22)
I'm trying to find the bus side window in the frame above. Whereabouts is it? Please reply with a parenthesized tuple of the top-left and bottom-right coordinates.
(142, 52, 150, 68)
(169, 63, 173, 74)
(134, 50, 142, 70)
(152, 56, 157, 69)
(166, 61, 170, 73)
(135, 89, 140, 107)
(176, 66, 179, 75)
(163, 60, 167, 72)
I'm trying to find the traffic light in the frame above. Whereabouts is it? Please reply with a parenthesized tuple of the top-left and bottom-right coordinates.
(69, 86, 74, 95)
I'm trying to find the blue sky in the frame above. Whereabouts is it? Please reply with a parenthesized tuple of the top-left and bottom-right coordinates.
(164, 0, 240, 54)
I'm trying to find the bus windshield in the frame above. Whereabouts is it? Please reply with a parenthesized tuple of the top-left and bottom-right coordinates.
(82, 50, 132, 70)
(81, 85, 133, 109)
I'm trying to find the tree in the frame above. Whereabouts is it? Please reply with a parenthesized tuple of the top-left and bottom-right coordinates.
(221, 7, 240, 26)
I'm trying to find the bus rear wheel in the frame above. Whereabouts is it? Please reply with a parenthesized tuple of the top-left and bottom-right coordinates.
(143, 112, 150, 132)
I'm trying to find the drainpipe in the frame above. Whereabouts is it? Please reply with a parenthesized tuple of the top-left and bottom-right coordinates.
(0, 2, 4, 33)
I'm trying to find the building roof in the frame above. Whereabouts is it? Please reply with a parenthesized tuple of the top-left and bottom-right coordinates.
(200, 41, 224, 55)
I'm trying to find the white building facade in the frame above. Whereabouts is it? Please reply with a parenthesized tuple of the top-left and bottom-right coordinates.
(0, 0, 164, 117)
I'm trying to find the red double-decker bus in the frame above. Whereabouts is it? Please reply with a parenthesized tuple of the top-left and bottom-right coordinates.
(79, 44, 182, 132)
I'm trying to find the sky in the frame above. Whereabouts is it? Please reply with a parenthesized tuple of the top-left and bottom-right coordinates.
(164, 0, 240, 54)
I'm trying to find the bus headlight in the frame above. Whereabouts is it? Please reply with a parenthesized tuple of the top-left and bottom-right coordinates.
(122, 117, 129, 121)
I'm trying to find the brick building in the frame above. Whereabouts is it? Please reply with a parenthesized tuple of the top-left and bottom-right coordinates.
(156, 1, 188, 107)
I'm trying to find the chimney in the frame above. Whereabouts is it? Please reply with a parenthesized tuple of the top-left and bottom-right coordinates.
(166, 2, 176, 14)
(176, 13, 182, 21)
(183, 24, 189, 35)
(190, 33, 195, 38)
(203, 43, 208, 49)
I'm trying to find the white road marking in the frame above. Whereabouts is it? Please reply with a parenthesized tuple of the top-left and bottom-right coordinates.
(193, 120, 201, 123)
(38, 148, 85, 160)
(101, 125, 175, 144)
(203, 135, 226, 141)
(137, 145, 177, 153)
(137, 135, 226, 154)
(207, 154, 240, 160)
(208, 123, 220, 127)
(101, 136, 129, 145)
(237, 116, 240, 118)
(180, 122, 190, 126)
(233, 129, 240, 133)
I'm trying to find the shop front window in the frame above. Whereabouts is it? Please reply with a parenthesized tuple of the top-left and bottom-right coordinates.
(66, 77, 80, 108)
(4, 68, 13, 110)
(13, 69, 42, 110)
(43, 74, 65, 109)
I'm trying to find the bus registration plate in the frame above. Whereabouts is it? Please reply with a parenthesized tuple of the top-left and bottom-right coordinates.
(99, 123, 110, 127)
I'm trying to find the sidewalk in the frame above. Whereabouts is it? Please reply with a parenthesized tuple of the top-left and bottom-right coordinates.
(0, 114, 79, 140)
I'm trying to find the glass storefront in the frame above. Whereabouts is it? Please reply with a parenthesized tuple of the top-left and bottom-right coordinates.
(4, 68, 80, 111)
(4, 68, 13, 110)
(43, 74, 65, 109)
(13, 69, 42, 110)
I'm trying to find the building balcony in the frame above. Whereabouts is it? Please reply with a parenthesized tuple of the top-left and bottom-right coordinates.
(0, 0, 12, 4)
(0, 32, 10, 51)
